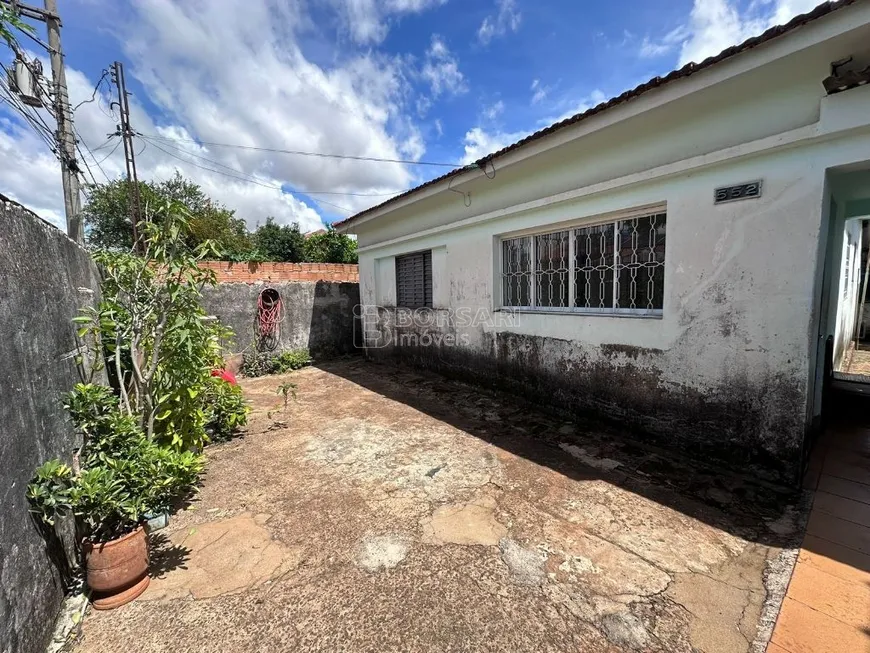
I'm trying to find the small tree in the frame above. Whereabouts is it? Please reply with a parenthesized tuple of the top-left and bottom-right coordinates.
(304, 226, 358, 263)
(76, 202, 228, 449)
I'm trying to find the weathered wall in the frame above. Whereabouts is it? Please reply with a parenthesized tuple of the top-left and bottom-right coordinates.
(353, 77, 870, 485)
(200, 281, 360, 358)
(0, 197, 102, 653)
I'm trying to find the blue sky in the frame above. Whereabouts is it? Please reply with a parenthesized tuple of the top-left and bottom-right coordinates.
(0, 0, 822, 232)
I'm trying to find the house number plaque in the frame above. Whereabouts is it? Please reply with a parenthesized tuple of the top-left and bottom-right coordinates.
(714, 181, 762, 204)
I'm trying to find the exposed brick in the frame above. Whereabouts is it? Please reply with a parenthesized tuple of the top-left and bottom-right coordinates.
(199, 261, 359, 284)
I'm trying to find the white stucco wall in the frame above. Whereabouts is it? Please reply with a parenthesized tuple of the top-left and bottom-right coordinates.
(348, 15, 870, 482)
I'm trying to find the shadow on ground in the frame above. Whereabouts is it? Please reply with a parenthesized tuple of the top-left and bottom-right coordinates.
(318, 356, 803, 550)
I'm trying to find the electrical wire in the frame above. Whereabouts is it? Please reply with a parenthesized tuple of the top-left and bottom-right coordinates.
(95, 138, 122, 165)
(72, 70, 110, 112)
(0, 73, 58, 154)
(75, 129, 112, 182)
(75, 141, 99, 185)
(139, 134, 407, 198)
(142, 137, 353, 214)
(140, 132, 463, 168)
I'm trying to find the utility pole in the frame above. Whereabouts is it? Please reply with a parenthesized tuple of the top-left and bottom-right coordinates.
(110, 61, 141, 250)
(2, 0, 83, 242)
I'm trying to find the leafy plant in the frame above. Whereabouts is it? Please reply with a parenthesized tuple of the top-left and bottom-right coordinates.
(240, 351, 275, 378)
(75, 204, 230, 450)
(203, 376, 249, 441)
(240, 348, 312, 377)
(27, 397, 204, 542)
(273, 349, 313, 373)
(276, 382, 298, 411)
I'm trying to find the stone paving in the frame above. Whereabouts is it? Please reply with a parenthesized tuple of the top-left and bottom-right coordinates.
(73, 359, 807, 653)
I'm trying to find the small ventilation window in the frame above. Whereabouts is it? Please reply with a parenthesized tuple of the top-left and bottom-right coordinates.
(396, 251, 433, 309)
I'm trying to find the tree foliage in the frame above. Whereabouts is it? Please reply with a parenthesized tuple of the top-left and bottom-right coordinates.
(83, 172, 251, 258)
(253, 217, 306, 262)
(303, 227, 358, 263)
(83, 172, 357, 264)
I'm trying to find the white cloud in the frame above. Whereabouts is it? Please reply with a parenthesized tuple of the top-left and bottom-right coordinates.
(482, 100, 505, 121)
(0, 1, 443, 233)
(478, 0, 522, 45)
(421, 35, 468, 97)
(530, 78, 551, 105)
(460, 126, 529, 165)
(332, 0, 449, 45)
(641, 0, 823, 66)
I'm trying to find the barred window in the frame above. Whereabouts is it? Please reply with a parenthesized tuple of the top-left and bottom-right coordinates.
(501, 212, 666, 315)
(396, 250, 432, 309)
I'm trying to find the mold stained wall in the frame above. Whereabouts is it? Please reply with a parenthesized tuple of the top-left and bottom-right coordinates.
(353, 64, 870, 482)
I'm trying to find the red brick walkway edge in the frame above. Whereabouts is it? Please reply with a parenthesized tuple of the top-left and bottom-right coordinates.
(198, 261, 359, 284)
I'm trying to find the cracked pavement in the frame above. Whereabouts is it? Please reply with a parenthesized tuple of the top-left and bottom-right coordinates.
(73, 359, 804, 653)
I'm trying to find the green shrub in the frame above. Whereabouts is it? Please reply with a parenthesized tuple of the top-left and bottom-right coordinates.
(240, 348, 312, 377)
(27, 388, 204, 542)
(273, 349, 313, 373)
(204, 376, 249, 441)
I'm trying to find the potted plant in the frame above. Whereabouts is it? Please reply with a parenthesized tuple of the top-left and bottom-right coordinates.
(27, 384, 203, 609)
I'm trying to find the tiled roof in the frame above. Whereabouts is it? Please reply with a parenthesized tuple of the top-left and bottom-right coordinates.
(335, 0, 856, 229)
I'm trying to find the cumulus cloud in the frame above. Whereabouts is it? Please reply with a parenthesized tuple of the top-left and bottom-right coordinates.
(640, 0, 823, 65)
(421, 35, 468, 97)
(478, 0, 522, 45)
(460, 126, 529, 165)
(0, 0, 453, 233)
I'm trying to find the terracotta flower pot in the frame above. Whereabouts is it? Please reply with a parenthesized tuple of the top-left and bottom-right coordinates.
(82, 526, 150, 610)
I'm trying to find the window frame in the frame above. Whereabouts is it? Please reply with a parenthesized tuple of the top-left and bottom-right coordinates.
(395, 249, 433, 310)
(497, 208, 666, 318)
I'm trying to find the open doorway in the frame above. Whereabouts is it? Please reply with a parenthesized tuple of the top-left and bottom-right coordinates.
(835, 217, 870, 379)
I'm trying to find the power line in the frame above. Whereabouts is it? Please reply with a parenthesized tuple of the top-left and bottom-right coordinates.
(95, 138, 121, 165)
(141, 132, 463, 168)
(143, 136, 352, 214)
(72, 69, 109, 112)
(75, 129, 111, 182)
(139, 134, 406, 198)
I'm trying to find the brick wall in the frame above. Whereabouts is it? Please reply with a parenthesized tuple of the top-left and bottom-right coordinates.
(198, 261, 359, 283)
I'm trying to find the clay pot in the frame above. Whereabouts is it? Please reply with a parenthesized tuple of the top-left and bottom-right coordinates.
(82, 526, 150, 610)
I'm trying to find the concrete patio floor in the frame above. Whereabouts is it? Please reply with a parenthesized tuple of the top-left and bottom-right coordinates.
(73, 358, 807, 653)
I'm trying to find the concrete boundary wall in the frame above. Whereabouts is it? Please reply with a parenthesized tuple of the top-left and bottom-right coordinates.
(200, 281, 361, 359)
(0, 196, 102, 653)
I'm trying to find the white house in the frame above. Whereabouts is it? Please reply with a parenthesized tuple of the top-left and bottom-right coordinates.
(336, 0, 870, 485)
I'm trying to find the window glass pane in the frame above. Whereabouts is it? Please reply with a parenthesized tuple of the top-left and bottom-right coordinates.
(535, 231, 569, 308)
(502, 237, 532, 307)
(615, 214, 666, 310)
(574, 224, 614, 309)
